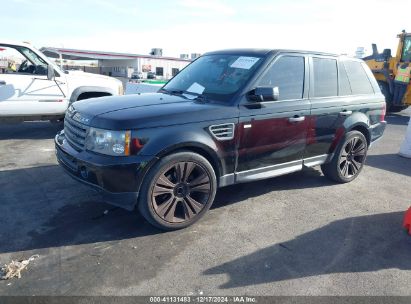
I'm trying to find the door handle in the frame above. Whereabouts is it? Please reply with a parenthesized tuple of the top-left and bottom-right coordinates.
(288, 116, 305, 123)
(0, 81, 6, 85)
(339, 110, 352, 116)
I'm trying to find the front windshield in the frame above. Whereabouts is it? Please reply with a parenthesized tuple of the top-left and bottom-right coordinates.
(163, 54, 263, 103)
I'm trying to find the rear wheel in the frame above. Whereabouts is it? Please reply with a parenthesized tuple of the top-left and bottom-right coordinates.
(138, 152, 217, 230)
(321, 131, 368, 183)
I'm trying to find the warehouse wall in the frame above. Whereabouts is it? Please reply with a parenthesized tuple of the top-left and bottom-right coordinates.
(98, 58, 189, 79)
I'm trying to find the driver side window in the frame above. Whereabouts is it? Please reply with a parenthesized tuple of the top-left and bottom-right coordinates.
(257, 56, 305, 101)
(0, 45, 47, 76)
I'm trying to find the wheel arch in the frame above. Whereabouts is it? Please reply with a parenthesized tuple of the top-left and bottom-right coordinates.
(329, 115, 371, 155)
(134, 141, 224, 199)
(342, 111, 371, 146)
(349, 123, 371, 146)
(155, 142, 222, 182)
(69, 86, 116, 103)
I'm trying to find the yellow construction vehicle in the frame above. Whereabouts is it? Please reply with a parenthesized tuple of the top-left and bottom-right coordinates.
(364, 30, 411, 112)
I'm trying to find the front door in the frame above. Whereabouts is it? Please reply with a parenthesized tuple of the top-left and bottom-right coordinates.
(0, 44, 67, 117)
(236, 54, 310, 182)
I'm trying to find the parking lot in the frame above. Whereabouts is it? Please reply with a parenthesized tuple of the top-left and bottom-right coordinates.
(0, 109, 410, 296)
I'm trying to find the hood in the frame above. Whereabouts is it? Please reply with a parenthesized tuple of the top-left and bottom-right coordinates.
(66, 70, 112, 80)
(71, 93, 237, 130)
(65, 70, 122, 86)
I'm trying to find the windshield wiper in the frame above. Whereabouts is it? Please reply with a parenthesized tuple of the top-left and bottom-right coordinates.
(193, 94, 208, 103)
(161, 89, 208, 102)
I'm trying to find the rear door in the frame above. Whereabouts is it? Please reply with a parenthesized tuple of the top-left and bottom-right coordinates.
(0, 44, 67, 117)
(305, 57, 379, 163)
(304, 56, 351, 164)
(236, 54, 311, 181)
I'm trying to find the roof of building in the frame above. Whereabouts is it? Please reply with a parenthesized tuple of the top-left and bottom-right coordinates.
(39, 47, 192, 62)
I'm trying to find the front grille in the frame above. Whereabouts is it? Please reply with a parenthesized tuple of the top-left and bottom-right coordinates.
(64, 114, 89, 151)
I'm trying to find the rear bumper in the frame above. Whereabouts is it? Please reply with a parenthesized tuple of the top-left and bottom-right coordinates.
(369, 120, 387, 147)
(55, 131, 156, 210)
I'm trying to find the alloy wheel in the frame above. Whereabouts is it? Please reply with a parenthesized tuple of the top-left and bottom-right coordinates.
(151, 161, 211, 223)
(339, 136, 367, 178)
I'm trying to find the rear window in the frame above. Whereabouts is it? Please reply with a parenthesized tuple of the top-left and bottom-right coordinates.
(343, 61, 374, 95)
(313, 58, 338, 98)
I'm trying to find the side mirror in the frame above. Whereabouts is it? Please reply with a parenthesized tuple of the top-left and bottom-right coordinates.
(248, 86, 279, 102)
(47, 65, 55, 80)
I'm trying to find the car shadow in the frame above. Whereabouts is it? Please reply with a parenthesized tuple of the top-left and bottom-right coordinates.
(0, 164, 161, 255)
(212, 167, 334, 210)
(204, 211, 411, 288)
(0, 165, 334, 254)
(0, 121, 63, 140)
(366, 153, 411, 177)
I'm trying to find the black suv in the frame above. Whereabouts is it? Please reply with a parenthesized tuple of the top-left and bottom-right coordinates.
(56, 49, 387, 230)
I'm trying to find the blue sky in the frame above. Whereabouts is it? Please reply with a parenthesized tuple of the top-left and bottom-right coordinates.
(2, 0, 410, 57)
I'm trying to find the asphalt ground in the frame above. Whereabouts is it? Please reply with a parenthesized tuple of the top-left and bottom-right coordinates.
(0, 109, 410, 296)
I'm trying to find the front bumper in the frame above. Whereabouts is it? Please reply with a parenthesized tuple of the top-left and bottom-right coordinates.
(55, 131, 156, 210)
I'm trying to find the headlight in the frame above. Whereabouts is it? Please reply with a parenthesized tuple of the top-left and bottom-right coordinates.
(85, 127, 131, 156)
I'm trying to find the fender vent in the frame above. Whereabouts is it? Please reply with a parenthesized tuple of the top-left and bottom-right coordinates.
(209, 123, 235, 141)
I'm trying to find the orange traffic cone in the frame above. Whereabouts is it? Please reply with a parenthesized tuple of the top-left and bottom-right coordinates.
(403, 207, 411, 234)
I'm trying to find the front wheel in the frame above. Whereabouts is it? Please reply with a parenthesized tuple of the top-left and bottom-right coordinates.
(321, 131, 368, 183)
(138, 152, 217, 230)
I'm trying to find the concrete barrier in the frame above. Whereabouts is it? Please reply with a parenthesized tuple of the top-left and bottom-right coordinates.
(125, 82, 163, 95)
(399, 116, 411, 158)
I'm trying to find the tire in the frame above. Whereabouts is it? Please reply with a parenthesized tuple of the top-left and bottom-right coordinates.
(138, 151, 217, 230)
(321, 131, 368, 183)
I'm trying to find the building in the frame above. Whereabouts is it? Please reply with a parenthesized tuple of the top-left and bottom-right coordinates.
(191, 53, 201, 59)
(40, 47, 192, 79)
(355, 47, 366, 59)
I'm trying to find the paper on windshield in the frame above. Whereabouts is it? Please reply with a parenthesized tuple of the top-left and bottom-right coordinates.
(230, 57, 260, 70)
(187, 82, 205, 94)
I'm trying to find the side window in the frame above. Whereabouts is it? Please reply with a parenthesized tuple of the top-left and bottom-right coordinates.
(258, 56, 305, 100)
(0, 46, 26, 74)
(0, 45, 47, 75)
(313, 57, 338, 97)
(343, 60, 374, 95)
(338, 61, 352, 96)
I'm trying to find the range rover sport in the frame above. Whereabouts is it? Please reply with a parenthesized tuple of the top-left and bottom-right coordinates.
(55, 49, 387, 230)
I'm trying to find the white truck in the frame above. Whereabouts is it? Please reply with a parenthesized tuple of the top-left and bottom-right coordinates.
(0, 41, 123, 122)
